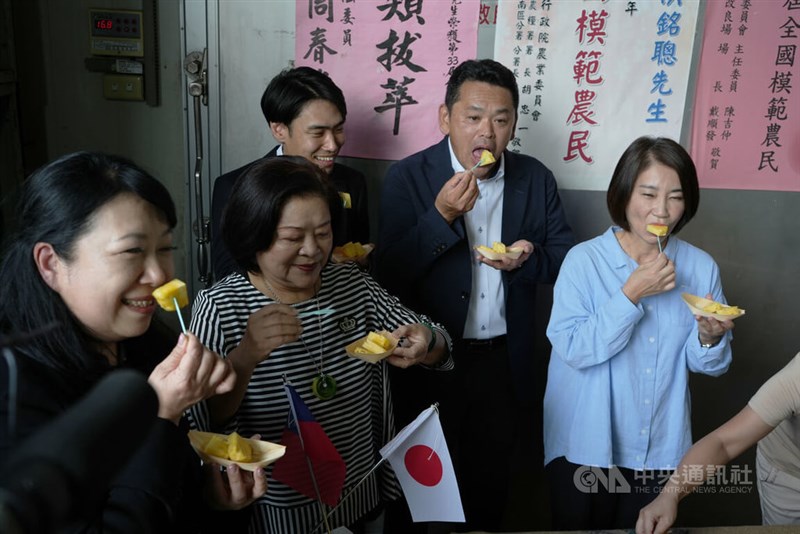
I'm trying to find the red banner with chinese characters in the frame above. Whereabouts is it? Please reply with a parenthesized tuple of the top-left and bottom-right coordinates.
(690, 1, 800, 191)
(295, 0, 480, 161)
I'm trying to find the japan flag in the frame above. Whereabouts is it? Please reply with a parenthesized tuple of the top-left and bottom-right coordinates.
(379, 406, 465, 523)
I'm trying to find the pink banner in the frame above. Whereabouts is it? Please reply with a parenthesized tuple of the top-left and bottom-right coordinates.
(690, 2, 800, 191)
(295, 0, 480, 161)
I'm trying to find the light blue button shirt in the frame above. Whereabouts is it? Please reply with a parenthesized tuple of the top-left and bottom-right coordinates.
(446, 139, 507, 339)
(544, 227, 733, 470)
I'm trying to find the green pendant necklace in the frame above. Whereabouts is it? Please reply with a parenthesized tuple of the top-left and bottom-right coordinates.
(261, 277, 337, 400)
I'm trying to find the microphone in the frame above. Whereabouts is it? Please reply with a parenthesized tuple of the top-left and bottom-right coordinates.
(0, 369, 158, 533)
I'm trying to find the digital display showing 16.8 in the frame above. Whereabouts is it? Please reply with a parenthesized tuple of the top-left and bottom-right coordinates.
(94, 17, 113, 31)
(90, 12, 140, 38)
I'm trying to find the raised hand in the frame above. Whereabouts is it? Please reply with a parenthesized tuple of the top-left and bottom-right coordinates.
(622, 252, 676, 304)
(387, 323, 431, 369)
(236, 303, 302, 368)
(148, 333, 236, 424)
(202, 432, 268, 510)
(696, 293, 735, 346)
(434, 171, 479, 224)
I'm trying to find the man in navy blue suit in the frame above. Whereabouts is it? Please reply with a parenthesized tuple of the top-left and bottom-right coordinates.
(210, 67, 371, 280)
(376, 59, 574, 532)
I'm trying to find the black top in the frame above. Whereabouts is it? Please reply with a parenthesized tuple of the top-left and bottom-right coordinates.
(210, 147, 371, 280)
(0, 324, 246, 533)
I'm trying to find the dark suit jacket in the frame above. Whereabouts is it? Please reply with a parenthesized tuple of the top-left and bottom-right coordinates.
(376, 137, 574, 404)
(210, 147, 371, 280)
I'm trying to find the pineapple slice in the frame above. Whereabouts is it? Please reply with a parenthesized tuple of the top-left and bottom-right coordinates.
(341, 241, 366, 258)
(227, 432, 253, 462)
(204, 434, 229, 458)
(702, 302, 741, 316)
(153, 279, 189, 311)
(201, 432, 254, 462)
(491, 241, 507, 253)
(347, 331, 398, 360)
(646, 224, 668, 237)
(334, 241, 368, 259)
(367, 331, 391, 349)
(477, 149, 496, 167)
(476, 242, 508, 255)
(361, 339, 387, 354)
(353, 331, 393, 355)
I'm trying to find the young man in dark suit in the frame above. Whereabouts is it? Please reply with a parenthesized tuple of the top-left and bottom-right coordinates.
(211, 67, 371, 280)
(376, 59, 574, 532)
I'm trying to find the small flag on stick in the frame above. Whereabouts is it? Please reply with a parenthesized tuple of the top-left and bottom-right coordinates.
(272, 383, 346, 507)
(380, 405, 464, 523)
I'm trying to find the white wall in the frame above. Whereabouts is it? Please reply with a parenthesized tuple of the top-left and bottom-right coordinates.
(216, 0, 295, 171)
(38, 0, 188, 285)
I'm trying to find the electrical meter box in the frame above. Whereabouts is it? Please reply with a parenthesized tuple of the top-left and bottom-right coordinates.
(89, 8, 144, 57)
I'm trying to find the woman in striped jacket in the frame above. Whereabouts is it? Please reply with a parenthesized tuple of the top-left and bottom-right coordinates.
(189, 156, 453, 533)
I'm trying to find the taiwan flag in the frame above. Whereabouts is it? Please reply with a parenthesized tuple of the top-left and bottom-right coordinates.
(379, 406, 464, 522)
(272, 384, 346, 506)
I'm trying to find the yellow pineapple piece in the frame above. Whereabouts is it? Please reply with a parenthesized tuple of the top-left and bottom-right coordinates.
(227, 432, 253, 462)
(348, 331, 396, 359)
(340, 241, 367, 258)
(367, 331, 391, 350)
(361, 339, 387, 354)
(342, 242, 357, 257)
(204, 434, 229, 458)
(477, 150, 496, 167)
(153, 279, 189, 311)
(476, 245, 494, 255)
(491, 241, 507, 254)
(702, 301, 740, 316)
(646, 224, 668, 237)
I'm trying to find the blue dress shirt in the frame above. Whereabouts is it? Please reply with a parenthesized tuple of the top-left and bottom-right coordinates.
(544, 227, 733, 470)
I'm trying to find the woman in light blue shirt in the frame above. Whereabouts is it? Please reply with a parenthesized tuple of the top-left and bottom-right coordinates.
(543, 136, 735, 530)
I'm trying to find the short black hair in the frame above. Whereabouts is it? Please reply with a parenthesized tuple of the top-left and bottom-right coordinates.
(606, 136, 700, 234)
(0, 151, 175, 377)
(260, 66, 347, 125)
(445, 59, 519, 116)
(222, 156, 342, 274)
